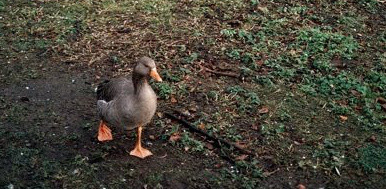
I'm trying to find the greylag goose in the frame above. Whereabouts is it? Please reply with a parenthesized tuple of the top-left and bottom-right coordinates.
(96, 57, 162, 158)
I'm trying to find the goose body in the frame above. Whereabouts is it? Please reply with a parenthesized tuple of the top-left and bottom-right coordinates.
(97, 77, 157, 130)
(96, 57, 162, 158)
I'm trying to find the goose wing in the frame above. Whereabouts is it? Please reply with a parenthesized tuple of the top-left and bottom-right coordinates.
(97, 77, 133, 102)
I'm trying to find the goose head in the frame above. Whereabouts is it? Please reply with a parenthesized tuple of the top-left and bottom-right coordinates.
(134, 57, 163, 82)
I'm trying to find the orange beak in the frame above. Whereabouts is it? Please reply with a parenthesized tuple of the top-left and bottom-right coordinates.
(149, 68, 162, 82)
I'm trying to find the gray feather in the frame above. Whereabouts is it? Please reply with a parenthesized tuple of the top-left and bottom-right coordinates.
(96, 57, 159, 131)
(97, 100, 108, 118)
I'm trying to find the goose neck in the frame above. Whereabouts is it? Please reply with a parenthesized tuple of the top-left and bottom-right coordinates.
(132, 73, 147, 94)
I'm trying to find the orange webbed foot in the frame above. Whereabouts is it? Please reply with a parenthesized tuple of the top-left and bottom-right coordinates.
(129, 126, 152, 159)
(130, 146, 153, 159)
(98, 121, 113, 141)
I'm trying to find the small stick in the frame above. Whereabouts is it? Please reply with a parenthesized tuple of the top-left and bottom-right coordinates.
(200, 65, 240, 78)
(164, 112, 253, 155)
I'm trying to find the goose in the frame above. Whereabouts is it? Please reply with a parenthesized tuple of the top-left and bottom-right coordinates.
(96, 56, 162, 158)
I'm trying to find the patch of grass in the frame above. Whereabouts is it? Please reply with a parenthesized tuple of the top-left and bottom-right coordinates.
(184, 52, 199, 64)
(300, 70, 384, 131)
(133, 0, 176, 26)
(0, 0, 89, 56)
(207, 90, 219, 101)
(308, 138, 348, 170)
(316, 72, 369, 97)
(144, 172, 164, 187)
(3, 104, 28, 124)
(358, 144, 386, 172)
(226, 85, 261, 114)
(180, 132, 205, 152)
(338, 14, 365, 31)
(221, 29, 237, 38)
(261, 122, 286, 136)
(253, 75, 275, 87)
(359, 0, 379, 13)
(296, 28, 359, 61)
(219, 160, 262, 189)
(0, 144, 63, 187)
(225, 127, 243, 142)
(226, 49, 243, 60)
(154, 82, 174, 99)
(160, 69, 181, 82)
(279, 5, 308, 16)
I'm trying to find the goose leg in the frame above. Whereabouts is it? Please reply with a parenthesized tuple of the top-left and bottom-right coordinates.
(130, 126, 153, 159)
(97, 120, 113, 141)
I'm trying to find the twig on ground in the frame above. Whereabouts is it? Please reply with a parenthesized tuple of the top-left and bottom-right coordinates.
(164, 112, 253, 155)
(199, 65, 240, 78)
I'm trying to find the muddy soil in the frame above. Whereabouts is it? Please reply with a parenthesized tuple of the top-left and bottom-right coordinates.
(0, 55, 233, 188)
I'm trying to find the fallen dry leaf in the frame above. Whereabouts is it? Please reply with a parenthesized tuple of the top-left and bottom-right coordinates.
(339, 115, 348, 122)
(262, 168, 279, 177)
(376, 97, 386, 104)
(181, 110, 191, 117)
(234, 141, 247, 149)
(214, 163, 223, 168)
(189, 106, 197, 112)
(205, 143, 214, 150)
(257, 6, 269, 13)
(376, 97, 386, 111)
(183, 75, 191, 81)
(169, 133, 181, 142)
(149, 135, 156, 140)
(354, 106, 363, 111)
(350, 89, 361, 97)
(251, 123, 261, 131)
(256, 60, 264, 66)
(297, 184, 306, 189)
(294, 141, 301, 145)
(258, 107, 269, 114)
(170, 96, 177, 103)
(368, 135, 376, 142)
(337, 100, 348, 106)
(289, 49, 297, 56)
(198, 123, 206, 130)
(235, 154, 248, 161)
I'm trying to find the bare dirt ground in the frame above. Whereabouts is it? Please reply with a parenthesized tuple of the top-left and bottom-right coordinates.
(1, 0, 385, 188)
(0, 55, 232, 188)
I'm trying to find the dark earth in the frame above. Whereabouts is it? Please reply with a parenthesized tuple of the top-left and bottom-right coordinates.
(0, 49, 334, 189)
(1, 0, 385, 188)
